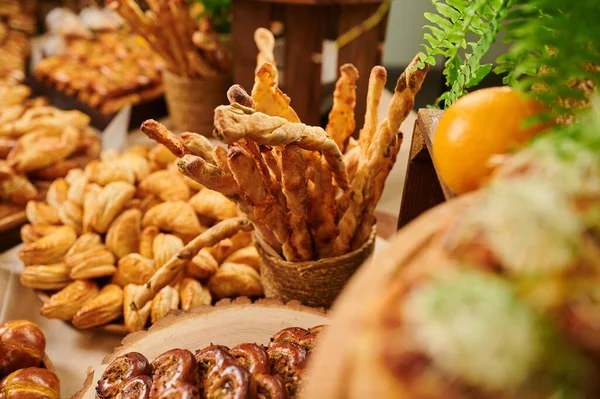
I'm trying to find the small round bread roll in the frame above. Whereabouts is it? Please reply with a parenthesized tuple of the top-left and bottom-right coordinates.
(0, 367, 60, 399)
(0, 320, 46, 379)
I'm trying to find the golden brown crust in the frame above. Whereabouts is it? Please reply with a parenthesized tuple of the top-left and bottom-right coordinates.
(208, 262, 263, 299)
(0, 367, 60, 399)
(112, 254, 156, 287)
(106, 209, 142, 259)
(0, 320, 46, 379)
(179, 278, 212, 311)
(142, 201, 204, 240)
(189, 188, 238, 221)
(138, 170, 190, 202)
(185, 248, 219, 280)
(91, 181, 137, 234)
(40, 280, 99, 320)
(72, 284, 123, 329)
(326, 64, 359, 151)
(19, 225, 76, 265)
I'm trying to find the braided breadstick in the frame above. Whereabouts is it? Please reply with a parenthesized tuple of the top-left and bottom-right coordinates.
(358, 66, 387, 159)
(254, 28, 276, 80)
(180, 132, 215, 163)
(326, 64, 359, 151)
(333, 57, 428, 255)
(214, 105, 349, 192)
(351, 131, 402, 250)
(227, 144, 296, 261)
(280, 145, 314, 261)
(141, 119, 189, 158)
(307, 156, 338, 258)
(213, 145, 231, 173)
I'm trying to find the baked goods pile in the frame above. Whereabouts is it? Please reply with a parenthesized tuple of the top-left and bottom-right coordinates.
(0, 320, 60, 399)
(34, 28, 164, 115)
(140, 31, 428, 262)
(97, 325, 324, 399)
(18, 143, 264, 332)
(0, 0, 36, 85)
(0, 84, 100, 221)
(107, 0, 230, 78)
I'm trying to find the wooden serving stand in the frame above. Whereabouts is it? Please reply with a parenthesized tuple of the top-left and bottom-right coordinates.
(398, 108, 455, 229)
(71, 298, 327, 399)
(231, 0, 389, 127)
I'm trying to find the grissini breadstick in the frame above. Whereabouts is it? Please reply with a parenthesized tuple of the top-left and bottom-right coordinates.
(344, 142, 360, 183)
(358, 66, 387, 159)
(254, 28, 276, 79)
(326, 64, 359, 151)
(307, 156, 338, 258)
(141, 119, 188, 158)
(214, 104, 349, 192)
(351, 131, 402, 250)
(280, 145, 314, 261)
(213, 145, 231, 173)
(334, 57, 428, 255)
(180, 132, 215, 163)
(130, 217, 253, 310)
(227, 144, 296, 261)
(251, 63, 300, 123)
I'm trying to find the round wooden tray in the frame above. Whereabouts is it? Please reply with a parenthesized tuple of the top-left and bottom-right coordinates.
(71, 297, 327, 399)
(301, 195, 474, 398)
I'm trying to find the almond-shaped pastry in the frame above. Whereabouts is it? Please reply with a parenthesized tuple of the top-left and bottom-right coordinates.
(64, 232, 103, 265)
(82, 183, 102, 233)
(139, 226, 159, 259)
(19, 225, 77, 265)
(148, 144, 178, 169)
(85, 160, 135, 186)
(151, 286, 179, 324)
(67, 172, 89, 205)
(25, 200, 61, 226)
(72, 284, 123, 329)
(153, 233, 184, 269)
(179, 278, 212, 311)
(91, 181, 136, 233)
(207, 231, 253, 264)
(45, 178, 69, 209)
(106, 209, 141, 259)
(189, 189, 238, 221)
(20, 225, 62, 244)
(138, 170, 190, 202)
(224, 246, 260, 271)
(20, 263, 72, 290)
(185, 249, 219, 280)
(58, 199, 83, 234)
(207, 263, 264, 299)
(123, 284, 153, 333)
(142, 201, 203, 240)
(119, 153, 150, 182)
(68, 248, 116, 279)
(96, 352, 151, 399)
(112, 254, 156, 287)
(40, 280, 99, 320)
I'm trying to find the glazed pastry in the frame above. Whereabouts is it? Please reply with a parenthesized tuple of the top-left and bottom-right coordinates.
(64, 232, 103, 265)
(97, 352, 151, 399)
(19, 225, 77, 265)
(185, 249, 219, 280)
(137, 170, 190, 202)
(106, 209, 142, 259)
(153, 233, 184, 268)
(45, 178, 69, 209)
(19, 263, 72, 290)
(223, 246, 260, 271)
(139, 226, 159, 259)
(157, 381, 200, 399)
(151, 286, 180, 324)
(204, 363, 257, 399)
(178, 278, 212, 311)
(142, 201, 204, 240)
(255, 374, 289, 399)
(67, 247, 116, 280)
(271, 327, 322, 354)
(195, 345, 236, 393)
(40, 280, 99, 320)
(115, 375, 153, 399)
(208, 262, 264, 299)
(72, 284, 123, 329)
(57, 199, 83, 234)
(85, 159, 136, 186)
(91, 181, 136, 233)
(230, 343, 270, 376)
(112, 254, 156, 287)
(66, 172, 89, 205)
(25, 200, 60, 225)
(150, 349, 196, 398)
(123, 284, 153, 333)
(0, 367, 60, 399)
(0, 320, 45, 378)
(189, 189, 238, 221)
(267, 342, 307, 398)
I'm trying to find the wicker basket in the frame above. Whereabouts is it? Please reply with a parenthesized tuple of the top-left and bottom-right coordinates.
(162, 71, 230, 135)
(256, 228, 377, 308)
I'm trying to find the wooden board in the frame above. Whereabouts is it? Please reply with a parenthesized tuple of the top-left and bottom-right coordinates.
(71, 298, 327, 399)
(302, 194, 474, 398)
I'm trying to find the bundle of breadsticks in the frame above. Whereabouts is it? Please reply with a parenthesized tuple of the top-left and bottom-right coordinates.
(18, 143, 262, 332)
(0, 83, 100, 221)
(107, 0, 230, 78)
(140, 29, 429, 262)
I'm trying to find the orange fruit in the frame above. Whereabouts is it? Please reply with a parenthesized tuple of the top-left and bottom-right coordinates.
(433, 87, 549, 195)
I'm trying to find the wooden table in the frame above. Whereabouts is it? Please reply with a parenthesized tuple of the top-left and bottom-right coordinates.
(398, 109, 455, 229)
(231, 0, 389, 127)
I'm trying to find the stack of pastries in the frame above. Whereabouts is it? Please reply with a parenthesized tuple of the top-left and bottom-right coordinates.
(0, 83, 100, 223)
(34, 28, 164, 115)
(0, 320, 60, 399)
(0, 0, 37, 85)
(97, 326, 323, 399)
(19, 143, 264, 332)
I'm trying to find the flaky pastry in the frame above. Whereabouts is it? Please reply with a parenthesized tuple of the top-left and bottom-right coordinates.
(137, 170, 190, 202)
(40, 280, 99, 320)
(67, 248, 116, 280)
(142, 201, 204, 240)
(72, 284, 123, 329)
(189, 188, 238, 221)
(19, 225, 77, 265)
(179, 277, 211, 311)
(185, 248, 219, 280)
(57, 199, 83, 234)
(91, 181, 136, 233)
(151, 286, 179, 324)
(112, 254, 156, 287)
(85, 160, 136, 186)
(123, 284, 152, 333)
(139, 226, 159, 259)
(208, 262, 263, 299)
(153, 233, 184, 268)
(25, 200, 60, 226)
(224, 246, 260, 272)
(105, 209, 141, 259)
(45, 178, 69, 209)
(19, 263, 72, 291)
